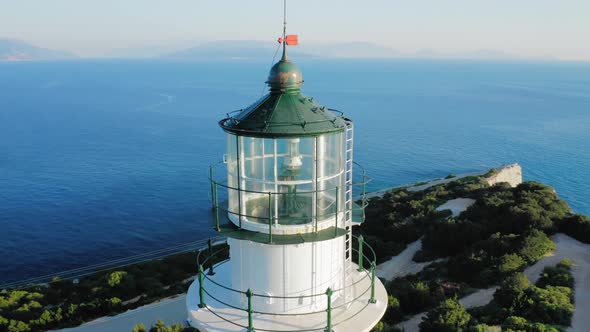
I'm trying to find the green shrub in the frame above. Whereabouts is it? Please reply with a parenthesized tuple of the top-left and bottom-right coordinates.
(133, 323, 147, 332)
(536, 266, 574, 289)
(558, 258, 573, 268)
(493, 273, 531, 311)
(468, 324, 501, 332)
(497, 254, 526, 274)
(523, 286, 573, 326)
(503, 316, 528, 329)
(419, 298, 471, 332)
(560, 214, 590, 243)
(388, 279, 444, 315)
(106, 271, 129, 287)
(518, 230, 555, 263)
(382, 295, 403, 323)
(7, 319, 31, 332)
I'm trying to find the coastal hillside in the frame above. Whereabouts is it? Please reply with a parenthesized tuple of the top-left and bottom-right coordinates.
(1, 165, 589, 332)
(0, 39, 76, 62)
(359, 164, 590, 332)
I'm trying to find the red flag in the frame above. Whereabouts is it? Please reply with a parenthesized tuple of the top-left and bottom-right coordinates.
(277, 35, 299, 46)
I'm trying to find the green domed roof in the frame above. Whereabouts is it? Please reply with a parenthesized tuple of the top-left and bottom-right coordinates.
(267, 59, 303, 93)
(219, 48, 347, 138)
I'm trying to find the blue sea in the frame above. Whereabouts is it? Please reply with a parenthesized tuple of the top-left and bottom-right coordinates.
(1, 59, 589, 283)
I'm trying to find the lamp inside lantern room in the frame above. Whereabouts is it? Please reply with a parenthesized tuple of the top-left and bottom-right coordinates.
(280, 138, 304, 218)
(283, 138, 303, 172)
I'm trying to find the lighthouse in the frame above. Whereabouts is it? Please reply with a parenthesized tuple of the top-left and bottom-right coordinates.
(186, 16, 387, 332)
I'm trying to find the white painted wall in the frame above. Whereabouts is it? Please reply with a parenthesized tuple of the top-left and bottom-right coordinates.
(228, 237, 345, 314)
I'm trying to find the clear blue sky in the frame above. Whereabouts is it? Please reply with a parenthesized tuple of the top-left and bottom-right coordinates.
(1, 0, 589, 60)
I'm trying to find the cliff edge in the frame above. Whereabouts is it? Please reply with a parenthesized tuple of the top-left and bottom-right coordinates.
(484, 163, 523, 188)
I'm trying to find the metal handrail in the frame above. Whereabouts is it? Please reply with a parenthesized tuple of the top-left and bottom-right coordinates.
(220, 108, 346, 127)
(197, 245, 372, 298)
(197, 235, 376, 306)
(209, 160, 371, 233)
(209, 160, 370, 198)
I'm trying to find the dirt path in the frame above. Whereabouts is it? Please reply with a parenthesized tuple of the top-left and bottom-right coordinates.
(435, 198, 476, 217)
(396, 234, 590, 332)
(55, 295, 187, 332)
(52, 234, 589, 332)
(377, 240, 425, 280)
(377, 198, 476, 280)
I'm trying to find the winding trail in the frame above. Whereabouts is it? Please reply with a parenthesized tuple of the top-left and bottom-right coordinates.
(396, 234, 590, 332)
(376, 240, 444, 280)
(55, 295, 187, 332)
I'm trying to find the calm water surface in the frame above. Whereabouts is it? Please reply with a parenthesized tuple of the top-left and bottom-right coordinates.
(1, 59, 589, 282)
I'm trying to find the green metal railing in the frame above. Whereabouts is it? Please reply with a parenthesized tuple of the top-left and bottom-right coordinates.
(209, 161, 370, 244)
(195, 235, 378, 332)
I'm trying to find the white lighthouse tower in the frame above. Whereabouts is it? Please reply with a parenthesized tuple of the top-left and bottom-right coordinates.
(186, 13, 387, 332)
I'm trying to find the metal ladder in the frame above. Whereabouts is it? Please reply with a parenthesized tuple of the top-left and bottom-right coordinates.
(344, 120, 354, 262)
(342, 119, 355, 306)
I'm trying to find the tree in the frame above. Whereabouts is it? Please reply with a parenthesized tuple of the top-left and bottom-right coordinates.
(133, 323, 147, 332)
(383, 295, 403, 323)
(518, 230, 555, 263)
(497, 254, 525, 274)
(560, 214, 590, 243)
(372, 321, 403, 332)
(0, 316, 8, 328)
(7, 320, 31, 332)
(493, 273, 531, 311)
(419, 298, 471, 332)
(107, 271, 129, 287)
(536, 266, 574, 289)
(523, 286, 573, 326)
(149, 320, 168, 332)
(503, 316, 528, 330)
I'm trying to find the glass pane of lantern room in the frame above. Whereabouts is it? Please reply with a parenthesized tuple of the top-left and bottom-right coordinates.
(316, 132, 344, 221)
(274, 137, 314, 225)
(243, 136, 265, 192)
(241, 136, 271, 223)
(226, 134, 239, 220)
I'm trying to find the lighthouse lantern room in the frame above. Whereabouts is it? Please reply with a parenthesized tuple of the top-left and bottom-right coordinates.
(186, 11, 387, 332)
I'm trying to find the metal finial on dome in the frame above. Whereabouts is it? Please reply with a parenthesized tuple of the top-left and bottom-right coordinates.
(266, 0, 302, 93)
(267, 58, 303, 93)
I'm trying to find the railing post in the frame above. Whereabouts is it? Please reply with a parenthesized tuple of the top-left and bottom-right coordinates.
(268, 193, 273, 244)
(325, 288, 333, 332)
(357, 235, 364, 272)
(334, 187, 339, 237)
(246, 289, 254, 332)
(207, 239, 215, 276)
(362, 171, 367, 222)
(214, 183, 220, 231)
(198, 264, 205, 308)
(369, 261, 376, 304)
(209, 165, 215, 209)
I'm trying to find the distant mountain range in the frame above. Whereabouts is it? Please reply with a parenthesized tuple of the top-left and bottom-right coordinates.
(0, 39, 76, 62)
(163, 40, 401, 60)
(162, 41, 548, 61)
(0, 38, 553, 62)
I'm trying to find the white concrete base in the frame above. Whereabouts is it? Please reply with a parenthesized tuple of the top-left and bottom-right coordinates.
(186, 261, 387, 332)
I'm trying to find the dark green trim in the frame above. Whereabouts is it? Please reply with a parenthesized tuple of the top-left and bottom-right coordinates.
(219, 92, 347, 138)
(217, 220, 347, 245)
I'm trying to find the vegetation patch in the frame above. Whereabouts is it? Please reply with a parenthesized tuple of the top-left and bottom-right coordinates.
(0, 245, 228, 332)
(470, 259, 575, 331)
(132, 320, 198, 332)
(360, 172, 587, 331)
